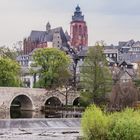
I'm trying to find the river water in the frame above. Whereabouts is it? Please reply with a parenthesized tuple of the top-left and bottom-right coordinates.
(10, 109, 82, 119)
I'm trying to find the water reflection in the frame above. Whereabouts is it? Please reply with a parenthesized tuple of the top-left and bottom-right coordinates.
(10, 110, 82, 119)
(10, 110, 33, 119)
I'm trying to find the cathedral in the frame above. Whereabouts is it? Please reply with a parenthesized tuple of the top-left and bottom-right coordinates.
(23, 5, 88, 54)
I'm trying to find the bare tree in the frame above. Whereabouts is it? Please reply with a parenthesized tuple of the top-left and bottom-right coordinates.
(13, 41, 23, 56)
(109, 81, 139, 111)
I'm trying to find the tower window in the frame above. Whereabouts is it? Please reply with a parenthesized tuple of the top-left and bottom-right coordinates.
(79, 25, 82, 34)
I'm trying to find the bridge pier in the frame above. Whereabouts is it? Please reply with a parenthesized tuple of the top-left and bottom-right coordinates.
(0, 108, 10, 119)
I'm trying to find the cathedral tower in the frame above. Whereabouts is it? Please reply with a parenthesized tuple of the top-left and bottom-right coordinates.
(70, 5, 88, 50)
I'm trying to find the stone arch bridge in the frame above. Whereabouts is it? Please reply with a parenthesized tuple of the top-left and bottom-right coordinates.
(0, 87, 80, 112)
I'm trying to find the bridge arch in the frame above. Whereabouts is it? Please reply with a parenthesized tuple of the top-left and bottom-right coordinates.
(9, 94, 34, 111)
(73, 97, 80, 106)
(44, 96, 63, 107)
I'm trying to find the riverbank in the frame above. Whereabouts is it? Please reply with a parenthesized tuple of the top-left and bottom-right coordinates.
(0, 118, 81, 140)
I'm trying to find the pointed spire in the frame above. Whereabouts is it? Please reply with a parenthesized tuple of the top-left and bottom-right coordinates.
(46, 22, 51, 32)
(76, 4, 80, 12)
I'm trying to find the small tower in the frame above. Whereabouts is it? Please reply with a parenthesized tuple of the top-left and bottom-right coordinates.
(70, 5, 88, 50)
(53, 31, 62, 48)
(46, 22, 51, 33)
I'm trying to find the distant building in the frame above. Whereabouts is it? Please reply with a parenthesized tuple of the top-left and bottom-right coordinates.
(16, 50, 40, 88)
(23, 22, 70, 54)
(104, 48, 118, 63)
(70, 5, 88, 51)
(111, 60, 136, 84)
(118, 40, 140, 54)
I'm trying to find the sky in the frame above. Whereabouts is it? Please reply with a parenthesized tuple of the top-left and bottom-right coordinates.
(0, 0, 140, 47)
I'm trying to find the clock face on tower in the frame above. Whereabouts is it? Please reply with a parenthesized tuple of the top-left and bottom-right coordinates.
(70, 5, 88, 50)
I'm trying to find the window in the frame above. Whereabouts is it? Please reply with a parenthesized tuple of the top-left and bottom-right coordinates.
(79, 25, 82, 34)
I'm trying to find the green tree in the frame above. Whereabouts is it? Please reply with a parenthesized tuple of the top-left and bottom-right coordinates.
(0, 57, 21, 87)
(33, 48, 71, 89)
(80, 44, 112, 105)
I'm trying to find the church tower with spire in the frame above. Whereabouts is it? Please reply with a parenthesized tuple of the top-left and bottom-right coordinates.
(70, 5, 88, 50)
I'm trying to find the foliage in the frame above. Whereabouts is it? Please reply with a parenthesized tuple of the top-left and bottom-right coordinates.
(82, 105, 109, 140)
(82, 105, 140, 140)
(0, 57, 21, 87)
(33, 48, 71, 89)
(109, 82, 138, 111)
(80, 45, 112, 105)
(108, 109, 140, 140)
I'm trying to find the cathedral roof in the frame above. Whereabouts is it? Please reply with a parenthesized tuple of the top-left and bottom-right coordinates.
(29, 27, 68, 43)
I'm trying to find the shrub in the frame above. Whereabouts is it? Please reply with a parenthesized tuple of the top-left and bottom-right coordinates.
(81, 105, 140, 140)
(81, 105, 109, 140)
(108, 109, 140, 140)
